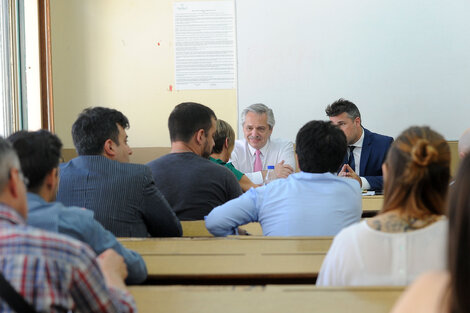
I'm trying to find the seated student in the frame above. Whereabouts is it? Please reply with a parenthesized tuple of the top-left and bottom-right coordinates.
(326, 98, 393, 191)
(205, 120, 362, 236)
(317, 126, 450, 286)
(390, 154, 470, 313)
(8, 130, 147, 285)
(56, 107, 181, 237)
(210, 119, 258, 192)
(147, 102, 242, 220)
(0, 137, 136, 312)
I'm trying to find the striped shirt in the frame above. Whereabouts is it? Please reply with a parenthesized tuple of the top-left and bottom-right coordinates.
(0, 203, 136, 313)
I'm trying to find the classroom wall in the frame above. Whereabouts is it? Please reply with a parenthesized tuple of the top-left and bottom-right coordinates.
(50, 0, 238, 152)
(50, 0, 463, 175)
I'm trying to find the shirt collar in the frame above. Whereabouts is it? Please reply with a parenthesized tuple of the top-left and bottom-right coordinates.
(27, 192, 47, 206)
(247, 138, 271, 156)
(352, 127, 365, 148)
(0, 203, 26, 226)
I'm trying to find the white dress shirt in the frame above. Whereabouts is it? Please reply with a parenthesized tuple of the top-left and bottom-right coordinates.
(349, 129, 371, 190)
(316, 219, 447, 286)
(230, 138, 295, 184)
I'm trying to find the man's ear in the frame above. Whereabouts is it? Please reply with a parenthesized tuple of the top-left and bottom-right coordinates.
(7, 168, 20, 199)
(195, 129, 205, 145)
(44, 168, 58, 191)
(354, 117, 361, 127)
(103, 139, 116, 157)
(224, 138, 229, 149)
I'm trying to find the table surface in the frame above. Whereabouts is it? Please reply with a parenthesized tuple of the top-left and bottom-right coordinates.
(128, 285, 404, 313)
(119, 237, 332, 283)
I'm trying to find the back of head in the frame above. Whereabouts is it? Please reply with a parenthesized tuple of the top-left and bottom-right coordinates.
(382, 126, 450, 218)
(8, 130, 62, 193)
(448, 154, 470, 313)
(212, 119, 235, 154)
(241, 103, 275, 129)
(72, 107, 129, 155)
(0, 137, 20, 192)
(168, 102, 216, 142)
(325, 98, 361, 120)
(295, 120, 347, 173)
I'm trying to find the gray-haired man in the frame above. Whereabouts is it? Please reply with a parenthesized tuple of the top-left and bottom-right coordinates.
(230, 103, 295, 185)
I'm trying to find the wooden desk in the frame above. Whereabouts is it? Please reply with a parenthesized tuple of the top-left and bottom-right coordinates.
(362, 195, 383, 214)
(119, 237, 331, 283)
(120, 236, 333, 253)
(181, 195, 383, 237)
(182, 220, 263, 236)
(129, 285, 404, 313)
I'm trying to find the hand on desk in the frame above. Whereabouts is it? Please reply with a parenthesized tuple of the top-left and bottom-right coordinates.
(97, 249, 128, 291)
(274, 160, 294, 178)
(339, 164, 362, 187)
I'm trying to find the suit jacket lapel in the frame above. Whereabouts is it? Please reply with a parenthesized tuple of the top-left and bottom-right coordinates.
(360, 128, 372, 176)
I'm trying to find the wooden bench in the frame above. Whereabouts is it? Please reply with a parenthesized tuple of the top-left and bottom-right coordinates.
(119, 237, 332, 284)
(128, 285, 404, 313)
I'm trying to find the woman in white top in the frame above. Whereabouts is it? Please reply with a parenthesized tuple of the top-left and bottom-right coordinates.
(390, 154, 470, 313)
(317, 126, 450, 286)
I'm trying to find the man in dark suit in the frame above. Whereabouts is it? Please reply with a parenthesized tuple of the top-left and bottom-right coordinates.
(326, 99, 393, 191)
(57, 107, 182, 237)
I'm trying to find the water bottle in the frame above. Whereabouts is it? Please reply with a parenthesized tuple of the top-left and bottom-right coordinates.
(264, 165, 276, 185)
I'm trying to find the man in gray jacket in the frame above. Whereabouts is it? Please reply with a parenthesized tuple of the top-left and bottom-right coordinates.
(57, 107, 181, 237)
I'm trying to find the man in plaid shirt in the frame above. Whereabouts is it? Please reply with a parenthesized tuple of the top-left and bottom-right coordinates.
(0, 137, 136, 313)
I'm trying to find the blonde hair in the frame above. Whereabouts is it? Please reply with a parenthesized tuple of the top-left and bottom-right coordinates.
(381, 126, 450, 218)
(212, 120, 235, 154)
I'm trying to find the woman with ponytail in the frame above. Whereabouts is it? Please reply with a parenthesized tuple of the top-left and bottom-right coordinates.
(317, 126, 450, 286)
(390, 153, 470, 313)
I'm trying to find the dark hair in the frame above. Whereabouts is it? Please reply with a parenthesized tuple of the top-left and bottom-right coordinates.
(8, 130, 62, 192)
(295, 120, 347, 173)
(72, 107, 129, 155)
(168, 102, 216, 143)
(325, 98, 361, 120)
(448, 154, 470, 313)
(212, 120, 235, 154)
(381, 126, 450, 218)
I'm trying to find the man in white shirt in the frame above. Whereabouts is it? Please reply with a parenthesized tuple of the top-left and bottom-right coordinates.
(230, 103, 295, 185)
(326, 98, 393, 191)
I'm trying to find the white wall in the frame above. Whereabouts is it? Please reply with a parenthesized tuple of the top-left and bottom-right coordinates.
(51, 0, 238, 148)
(236, 0, 470, 141)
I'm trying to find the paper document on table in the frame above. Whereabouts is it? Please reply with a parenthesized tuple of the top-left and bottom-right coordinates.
(362, 191, 376, 196)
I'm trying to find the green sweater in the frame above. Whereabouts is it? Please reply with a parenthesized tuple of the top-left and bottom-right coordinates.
(209, 157, 244, 181)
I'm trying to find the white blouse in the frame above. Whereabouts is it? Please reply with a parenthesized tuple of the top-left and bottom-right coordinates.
(317, 219, 448, 286)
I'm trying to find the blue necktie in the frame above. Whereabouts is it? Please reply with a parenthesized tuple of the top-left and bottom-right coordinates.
(348, 146, 355, 172)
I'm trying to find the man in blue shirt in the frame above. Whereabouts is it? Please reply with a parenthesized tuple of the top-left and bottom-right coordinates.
(205, 120, 362, 236)
(8, 130, 147, 284)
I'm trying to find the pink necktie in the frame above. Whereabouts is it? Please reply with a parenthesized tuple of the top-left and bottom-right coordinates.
(254, 149, 262, 172)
